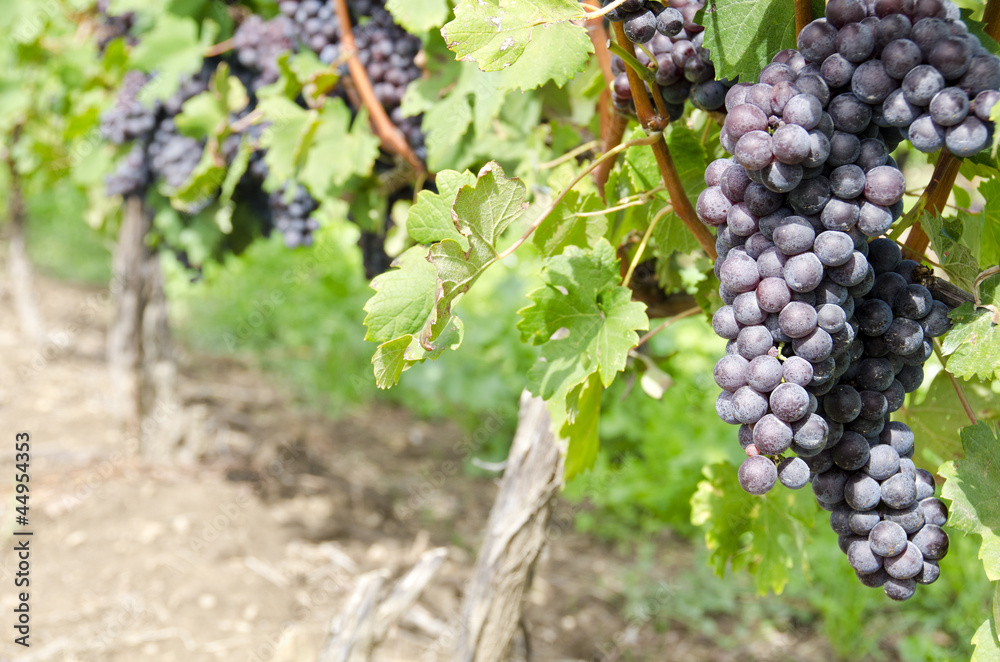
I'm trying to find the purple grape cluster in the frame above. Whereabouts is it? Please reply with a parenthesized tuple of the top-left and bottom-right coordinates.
(269, 185, 321, 248)
(232, 15, 297, 89)
(606, 0, 734, 117)
(797, 0, 1000, 156)
(279, 0, 426, 158)
(697, 0, 992, 601)
(101, 64, 213, 199)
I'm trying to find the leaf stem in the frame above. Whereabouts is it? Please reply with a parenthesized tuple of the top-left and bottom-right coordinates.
(623, 204, 671, 287)
(497, 133, 664, 260)
(575, 186, 666, 216)
(583, 0, 634, 20)
(611, 21, 717, 259)
(333, 0, 425, 174)
(205, 37, 234, 57)
(932, 341, 978, 426)
(537, 140, 601, 169)
(608, 42, 658, 85)
(794, 0, 813, 37)
(636, 306, 701, 347)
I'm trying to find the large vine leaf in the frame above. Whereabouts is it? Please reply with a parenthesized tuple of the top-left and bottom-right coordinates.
(364, 163, 526, 387)
(518, 239, 649, 401)
(920, 212, 980, 292)
(442, 0, 592, 90)
(943, 306, 1000, 383)
(532, 190, 609, 258)
(691, 461, 815, 595)
(939, 423, 1000, 582)
(386, 0, 450, 34)
(979, 178, 1000, 269)
(701, 0, 826, 82)
(898, 372, 1000, 463)
(972, 615, 1000, 662)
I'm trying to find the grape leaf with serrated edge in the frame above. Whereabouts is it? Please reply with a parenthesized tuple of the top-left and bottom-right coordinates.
(701, 0, 826, 82)
(518, 239, 648, 401)
(691, 461, 814, 595)
(939, 423, 1000, 582)
(442, 0, 591, 90)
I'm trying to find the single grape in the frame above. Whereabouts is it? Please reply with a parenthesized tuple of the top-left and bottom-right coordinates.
(738, 455, 778, 495)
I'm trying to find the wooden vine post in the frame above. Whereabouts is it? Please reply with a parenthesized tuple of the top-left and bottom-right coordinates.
(453, 392, 565, 662)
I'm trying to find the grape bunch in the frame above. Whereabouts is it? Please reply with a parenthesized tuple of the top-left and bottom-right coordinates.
(101, 64, 213, 198)
(605, 0, 734, 117)
(697, 0, 994, 601)
(796, 0, 1000, 156)
(101, 70, 159, 146)
(269, 185, 320, 248)
(232, 15, 297, 89)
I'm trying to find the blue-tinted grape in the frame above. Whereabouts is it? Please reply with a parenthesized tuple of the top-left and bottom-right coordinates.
(738, 455, 778, 495)
(945, 115, 990, 157)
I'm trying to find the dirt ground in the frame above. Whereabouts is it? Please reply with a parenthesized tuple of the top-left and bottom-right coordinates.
(0, 275, 836, 662)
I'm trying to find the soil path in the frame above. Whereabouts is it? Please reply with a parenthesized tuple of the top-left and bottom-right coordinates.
(0, 275, 827, 661)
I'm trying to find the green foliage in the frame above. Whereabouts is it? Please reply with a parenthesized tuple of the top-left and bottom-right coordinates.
(898, 370, 1000, 466)
(701, 0, 826, 81)
(364, 162, 528, 387)
(940, 424, 1000, 582)
(518, 239, 648, 400)
(691, 461, 816, 595)
(442, 0, 593, 90)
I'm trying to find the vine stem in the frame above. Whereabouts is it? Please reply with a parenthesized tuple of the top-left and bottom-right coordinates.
(497, 133, 663, 260)
(333, 0, 425, 174)
(794, 0, 813, 36)
(537, 140, 600, 169)
(611, 21, 717, 259)
(205, 38, 234, 57)
(932, 341, 978, 426)
(584, 0, 614, 84)
(636, 307, 702, 346)
(623, 205, 671, 287)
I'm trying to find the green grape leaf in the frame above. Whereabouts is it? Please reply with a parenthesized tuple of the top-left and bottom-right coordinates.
(920, 212, 981, 292)
(532, 190, 609, 258)
(426, 162, 527, 339)
(701, 0, 825, 82)
(258, 97, 314, 187)
(556, 372, 603, 481)
(497, 21, 594, 91)
(666, 122, 709, 197)
(979, 179, 1000, 269)
(386, 0, 450, 33)
(943, 299, 1000, 383)
(173, 91, 227, 139)
(365, 246, 439, 343)
(407, 169, 478, 245)
(406, 63, 505, 171)
(518, 239, 649, 401)
(898, 372, 1000, 464)
(939, 423, 1000, 582)
(691, 461, 814, 595)
(971, 616, 1000, 662)
(128, 15, 213, 100)
(300, 101, 380, 194)
(372, 336, 416, 388)
(364, 162, 525, 386)
(442, 0, 590, 89)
